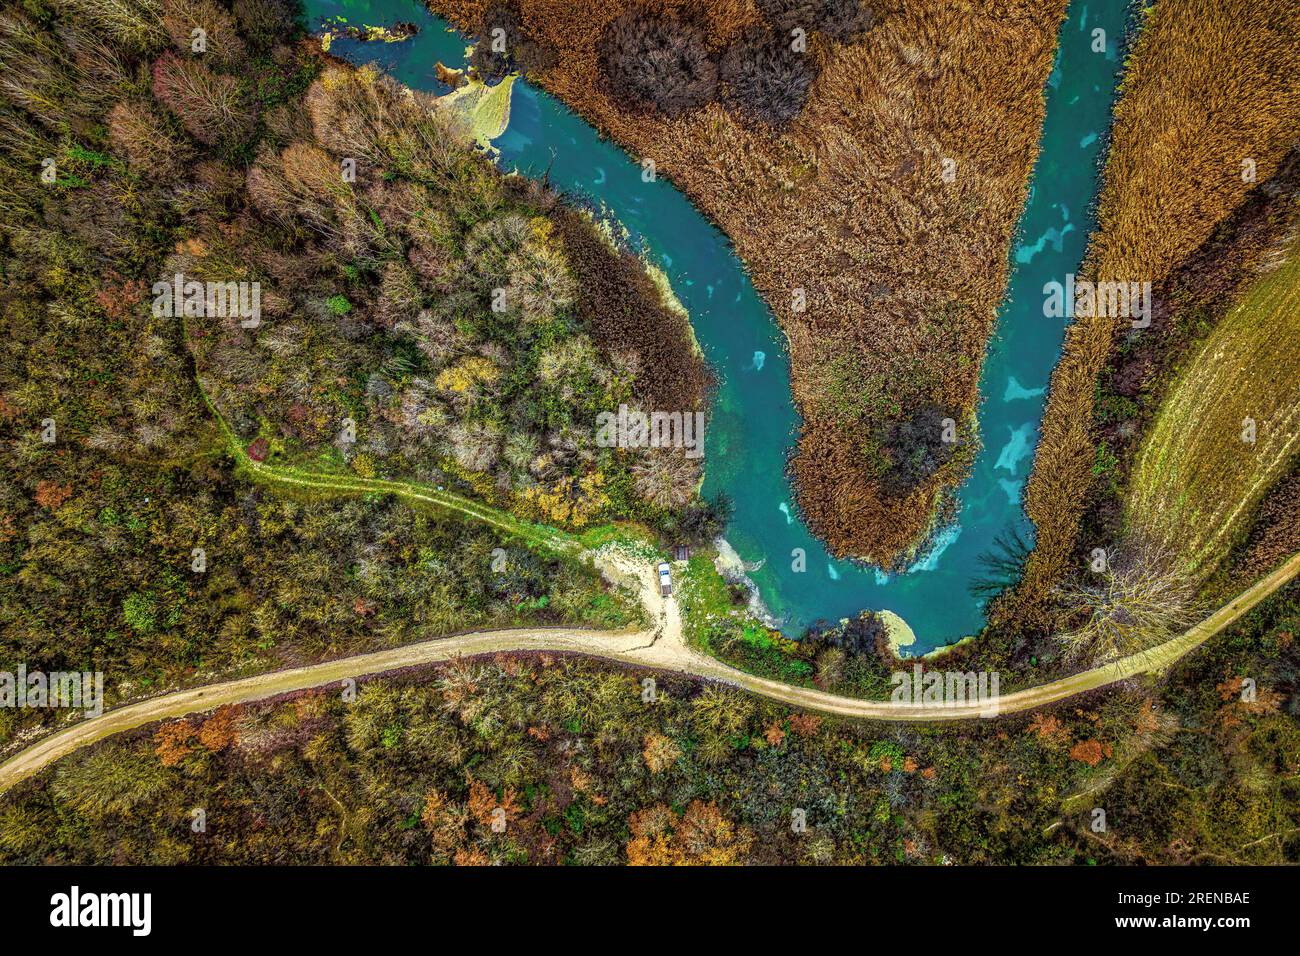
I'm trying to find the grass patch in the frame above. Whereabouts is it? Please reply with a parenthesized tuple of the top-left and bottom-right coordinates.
(676, 554, 814, 684)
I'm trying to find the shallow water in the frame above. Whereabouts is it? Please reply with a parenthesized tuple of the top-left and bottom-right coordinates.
(305, 0, 1132, 651)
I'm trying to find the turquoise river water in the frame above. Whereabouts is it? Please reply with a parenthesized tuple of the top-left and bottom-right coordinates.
(305, 0, 1133, 652)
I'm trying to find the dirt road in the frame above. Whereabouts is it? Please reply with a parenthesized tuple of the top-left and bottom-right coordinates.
(2, 550, 1296, 795)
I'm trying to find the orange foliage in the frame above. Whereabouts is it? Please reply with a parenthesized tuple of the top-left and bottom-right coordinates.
(197, 705, 239, 751)
(626, 801, 752, 865)
(1133, 702, 1160, 736)
(34, 481, 73, 511)
(788, 713, 822, 737)
(1217, 676, 1246, 702)
(1068, 739, 1110, 767)
(95, 275, 146, 323)
(1028, 712, 1070, 746)
(1215, 675, 1285, 715)
(468, 779, 519, 828)
(569, 765, 593, 795)
(154, 719, 197, 767)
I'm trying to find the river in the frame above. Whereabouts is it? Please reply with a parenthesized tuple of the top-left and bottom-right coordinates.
(303, 0, 1132, 652)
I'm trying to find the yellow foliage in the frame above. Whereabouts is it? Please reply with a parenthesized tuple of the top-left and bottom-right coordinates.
(529, 215, 553, 245)
(435, 356, 500, 393)
(515, 471, 608, 528)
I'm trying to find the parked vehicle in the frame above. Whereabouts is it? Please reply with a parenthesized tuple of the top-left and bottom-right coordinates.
(657, 562, 673, 597)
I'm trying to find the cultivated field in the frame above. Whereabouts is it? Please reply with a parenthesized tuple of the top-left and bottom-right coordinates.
(1127, 240, 1300, 578)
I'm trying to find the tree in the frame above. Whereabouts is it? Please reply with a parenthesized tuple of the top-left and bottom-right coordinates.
(642, 732, 681, 773)
(599, 9, 718, 115)
(231, 0, 297, 52)
(1069, 739, 1109, 766)
(1054, 541, 1200, 663)
(969, 525, 1032, 599)
(162, 0, 246, 67)
(34, 480, 73, 510)
(631, 448, 700, 510)
(107, 98, 193, 180)
(151, 50, 254, 145)
(626, 801, 752, 865)
(678, 491, 732, 544)
(154, 719, 197, 766)
(879, 402, 963, 492)
(197, 704, 239, 751)
(720, 29, 820, 127)
(470, 2, 555, 82)
(50, 749, 172, 819)
(755, 0, 875, 40)
(825, 610, 885, 656)
(819, 0, 876, 40)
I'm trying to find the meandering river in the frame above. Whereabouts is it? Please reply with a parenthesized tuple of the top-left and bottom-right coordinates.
(306, 0, 1132, 652)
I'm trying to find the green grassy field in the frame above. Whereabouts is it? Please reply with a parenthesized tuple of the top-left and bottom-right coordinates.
(1128, 239, 1300, 576)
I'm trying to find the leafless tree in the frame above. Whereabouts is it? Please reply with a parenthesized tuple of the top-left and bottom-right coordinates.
(599, 8, 718, 115)
(1054, 539, 1201, 664)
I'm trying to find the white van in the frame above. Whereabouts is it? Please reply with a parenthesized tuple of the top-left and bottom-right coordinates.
(657, 562, 673, 597)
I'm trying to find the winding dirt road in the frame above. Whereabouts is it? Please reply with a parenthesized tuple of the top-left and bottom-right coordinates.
(2, 550, 1297, 795)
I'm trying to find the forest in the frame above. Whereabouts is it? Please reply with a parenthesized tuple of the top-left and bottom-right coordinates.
(0, 0, 734, 748)
(3, 582, 1296, 865)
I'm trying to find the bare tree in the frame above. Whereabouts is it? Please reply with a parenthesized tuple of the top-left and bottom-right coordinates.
(599, 8, 718, 115)
(1054, 539, 1201, 664)
(720, 28, 820, 127)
